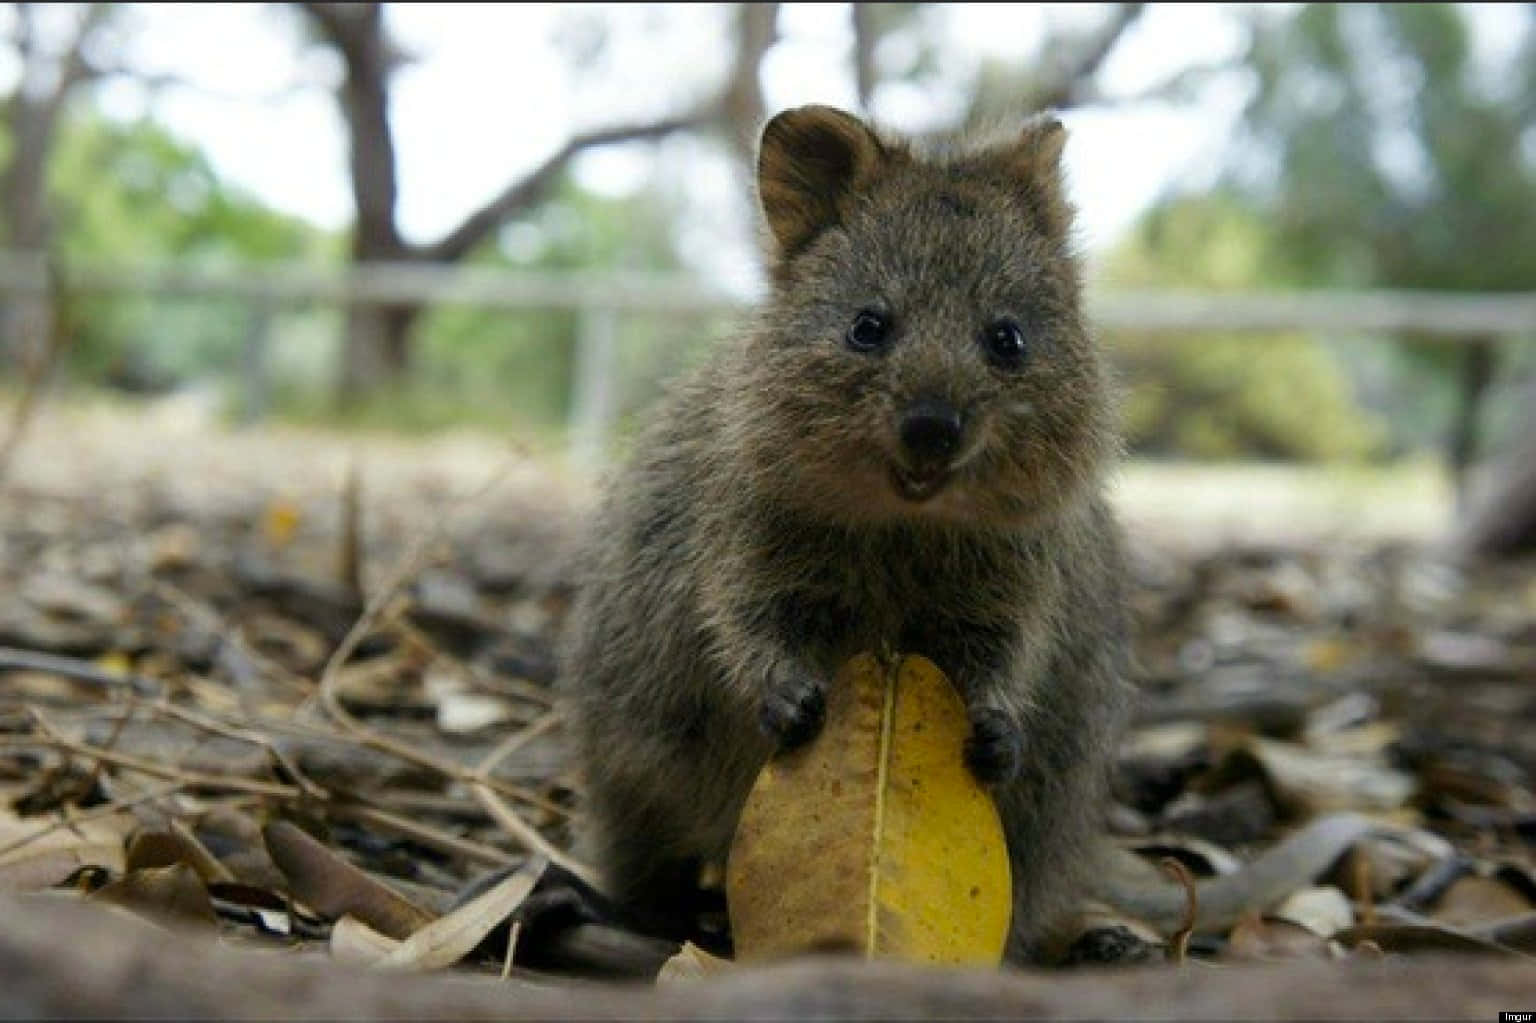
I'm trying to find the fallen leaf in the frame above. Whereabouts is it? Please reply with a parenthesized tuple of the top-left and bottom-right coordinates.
(656, 941, 736, 984)
(1096, 812, 1375, 933)
(262, 497, 303, 549)
(1334, 921, 1525, 957)
(0, 844, 125, 892)
(125, 823, 234, 884)
(1270, 885, 1354, 937)
(726, 653, 1011, 965)
(1431, 875, 1534, 928)
(377, 857, 542, 972)
(90, 862, 219, 931)
(1225, 912, 1332, 962)
(331, 913, 403, 967)
(263, 820, 434, 939)
(1245, 737, 1416, 814)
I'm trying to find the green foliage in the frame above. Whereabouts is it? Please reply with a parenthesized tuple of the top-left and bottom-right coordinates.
(44, 113, 326, 388)
(1240, 5, 1536, 292)
(1102, 195, 1387, 462)
(406, 177, 708, 434)
(1229, 3, 1536, 460)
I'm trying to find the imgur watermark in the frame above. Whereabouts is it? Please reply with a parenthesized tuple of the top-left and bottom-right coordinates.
(1500, 1013, 1534, 1022)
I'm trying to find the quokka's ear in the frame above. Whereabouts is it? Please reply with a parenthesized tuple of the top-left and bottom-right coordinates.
(992, 112, 1072, 236)
(757, 105, 887, 257)
(1003, 112, 1068, 180)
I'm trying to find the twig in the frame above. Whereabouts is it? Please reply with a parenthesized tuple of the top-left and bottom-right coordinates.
(0, 733, 301, 800)
(340, 453, 364, 599)
(138, 697, 327, 802)
(466, 710, 596, 885)
(0, 779, 186, 861)
(83, 702, 136, 793)
(327, 802, 517, 870)
(395, 622, 554, 707)
(1160, 857, 1197, 965)
(501, 920, 522, 981)
(475, 710, 562, 777)
(0, 645, 162, 697)
(152, 580, 313, 697)
(311, 462, 567, 816)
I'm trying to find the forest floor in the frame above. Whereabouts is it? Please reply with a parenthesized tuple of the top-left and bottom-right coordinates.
(0, 395, 1532, 1000)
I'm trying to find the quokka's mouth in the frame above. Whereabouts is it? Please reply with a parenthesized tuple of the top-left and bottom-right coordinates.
(890, 462, 952, 502)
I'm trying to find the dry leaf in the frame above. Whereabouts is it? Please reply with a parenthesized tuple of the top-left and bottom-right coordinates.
(1334, 921, 1524, 957)
(656, 941, 736, 984)
(1431, 875, 1534, 928)
(262, 497, 303, 548)
(1225, 913, 1332, 962)
(125, 824, 234, 885)
(1270, 885, 1354, 937)
(727, 653, 1011, 965)
(263, 820, 435, 939)
(1245, 737, 1416, 814)
(90, 862, 219, 932)
(330, 913, 403, 967)
(377, 858, 541, 972)
(0, 843, 125, 892)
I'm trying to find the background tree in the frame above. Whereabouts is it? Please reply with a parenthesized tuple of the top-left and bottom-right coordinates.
(297, 1, 777, 405)
(0, 3, 115, 366)
(1225, 3, 1536, 501)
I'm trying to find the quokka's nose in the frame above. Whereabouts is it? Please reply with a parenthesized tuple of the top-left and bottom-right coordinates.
(899, 398, 964, 462)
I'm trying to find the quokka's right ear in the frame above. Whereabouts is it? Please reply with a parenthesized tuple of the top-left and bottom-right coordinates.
(757, 105, 887, 258)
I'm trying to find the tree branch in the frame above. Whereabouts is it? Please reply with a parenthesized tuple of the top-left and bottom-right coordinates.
(417, 108, 714, 265)
(55, 3, 114, 96)
(1064, 56, 1242, 110)
(851, 4, 878, 114)
(415, 2, 780, 264)
(1032, 2, 1147, 111)
(719, 3, 779, 161)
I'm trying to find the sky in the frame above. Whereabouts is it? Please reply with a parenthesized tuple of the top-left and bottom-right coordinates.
(8, 3, 1529, 292)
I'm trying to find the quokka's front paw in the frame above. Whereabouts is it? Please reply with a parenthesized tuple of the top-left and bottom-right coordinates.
(964, 707, 1023, 785)
(758, 665, 826, 751)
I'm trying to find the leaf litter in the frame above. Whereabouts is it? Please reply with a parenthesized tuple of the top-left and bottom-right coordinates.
(0, 410, 1532, 988)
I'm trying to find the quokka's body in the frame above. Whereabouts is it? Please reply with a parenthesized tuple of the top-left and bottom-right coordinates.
(560, 105, 1133, 961)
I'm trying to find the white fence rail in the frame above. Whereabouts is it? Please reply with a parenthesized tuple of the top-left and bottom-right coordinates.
(0, 251, 1532, 466)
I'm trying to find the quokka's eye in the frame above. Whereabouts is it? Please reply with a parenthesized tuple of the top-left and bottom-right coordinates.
(982, 318, 1027, 369)
(845, 310, 891, 353)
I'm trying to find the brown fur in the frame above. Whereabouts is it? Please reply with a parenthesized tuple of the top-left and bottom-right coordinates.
(559, 105, 1133, 963)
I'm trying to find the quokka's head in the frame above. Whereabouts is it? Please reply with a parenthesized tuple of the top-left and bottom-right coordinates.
(727, 104, 1117, 531)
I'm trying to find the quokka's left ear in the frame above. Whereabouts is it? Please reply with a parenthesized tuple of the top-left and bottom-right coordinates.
(757, 105, 890, 259)
(1007, 113, 1067, 179)
(991, 112, 1072, 236)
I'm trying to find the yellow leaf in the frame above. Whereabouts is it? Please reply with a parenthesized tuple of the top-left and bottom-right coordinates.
(726, 653, 1011, 965)
(262, 497, 303, 548)
(93, 652, 133, 679)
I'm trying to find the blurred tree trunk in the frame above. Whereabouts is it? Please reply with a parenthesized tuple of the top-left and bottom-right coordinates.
(851, 4, 878, 113)
(298, 3, 412, 404)
(0, 3, 109, 370)
(719, 3, 778, 161)
(300, 1, 773, 407)
(1444, 337, 1497, 510)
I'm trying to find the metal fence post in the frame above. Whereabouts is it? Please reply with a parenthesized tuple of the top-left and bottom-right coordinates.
(569, 306, 618, 474)
(239, 300, 275, 426)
